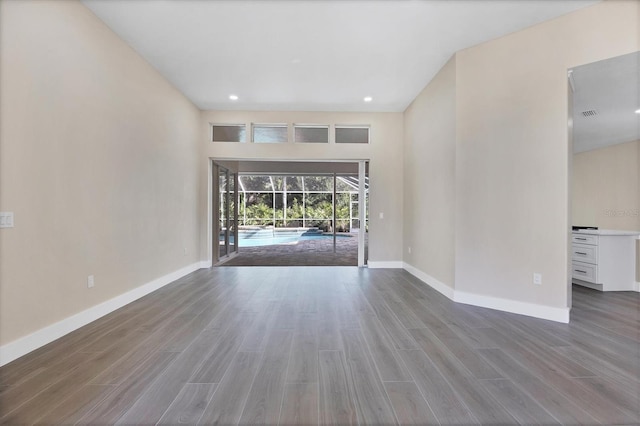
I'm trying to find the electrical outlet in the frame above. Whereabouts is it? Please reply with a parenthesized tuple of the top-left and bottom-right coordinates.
(379, 212, 384, 219)
(408, 246, 412, 254)
(87, 275, 95, 288)
(184, 247, 187, 256)
(533, 273, 542, 285)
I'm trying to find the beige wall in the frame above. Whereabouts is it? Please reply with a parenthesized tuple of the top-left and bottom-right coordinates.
(403, 56, 457, 287)
(454, 0, 638, 308)
(0, 1, 201, 345)
(199, 111, 404, 265)
(403, 0, 639, 311)
(573, 141, 640, 231)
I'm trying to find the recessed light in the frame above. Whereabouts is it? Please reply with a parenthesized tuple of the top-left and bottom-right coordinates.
(229, 94, 238, 101)
(364, 96, 373, 102)
(635, 108, 640, 114)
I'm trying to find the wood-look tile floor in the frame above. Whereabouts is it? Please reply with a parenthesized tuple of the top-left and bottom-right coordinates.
(1, 267, 638, 425)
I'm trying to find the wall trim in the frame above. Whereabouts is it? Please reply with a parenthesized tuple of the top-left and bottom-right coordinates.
(0, 262, 203, 367)
(199, 260, 212, 269)
(402, 262, 455, 299)
(367, 261, 404, 269)
(454, 290, 570, 323)
(402, 262, 570, 323)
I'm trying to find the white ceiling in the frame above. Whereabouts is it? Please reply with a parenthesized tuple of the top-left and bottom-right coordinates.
(83, 0, 599, 112)
(572, 51, 640, 153)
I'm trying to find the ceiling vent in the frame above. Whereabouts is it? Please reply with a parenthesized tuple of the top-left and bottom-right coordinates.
(581, 109, 598, 117)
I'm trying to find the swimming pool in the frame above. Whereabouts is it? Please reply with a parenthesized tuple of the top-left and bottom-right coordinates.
(238, 233, 351, 247)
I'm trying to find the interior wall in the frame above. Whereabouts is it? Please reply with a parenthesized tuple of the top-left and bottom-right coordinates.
(0, 0, 201, 346)
(403, 55, 457, 288)
(199, 111, 403, 265)
(573, 140, 640, 231)
(566, 78, 574, 308)
(454, 0, 639, 309)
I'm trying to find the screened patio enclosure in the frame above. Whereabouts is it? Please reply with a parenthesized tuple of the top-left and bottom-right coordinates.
(232, 173, 368, 258)
(213, 160, 369, 267)
(237, 175, 368, 232)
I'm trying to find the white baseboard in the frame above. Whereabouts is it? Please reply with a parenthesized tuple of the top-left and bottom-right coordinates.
(367, 261, 403, 269)
(199, 260, 212, 268)
(402, 262, 455, 299)
(402, 262, 570, 323)
(455, 290, 570, 323)
(0, 262, 203, 367)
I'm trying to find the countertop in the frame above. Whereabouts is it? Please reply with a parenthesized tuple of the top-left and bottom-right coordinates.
(573, 229, 640, 237)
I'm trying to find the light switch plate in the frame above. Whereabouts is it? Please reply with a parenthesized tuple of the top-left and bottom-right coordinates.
(0, 212, 14, 228)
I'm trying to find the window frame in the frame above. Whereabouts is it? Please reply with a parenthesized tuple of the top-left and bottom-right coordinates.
(251, 123, 289, 144)
(334, 125, 371, 144)
(210, 123, 247, 143)
(293, 124, 330, 144)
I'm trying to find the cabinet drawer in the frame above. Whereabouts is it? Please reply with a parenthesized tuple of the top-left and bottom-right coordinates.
(572, 261, 598, 284)
(572, 234, 598, 245)
(571, 243, 598, 264)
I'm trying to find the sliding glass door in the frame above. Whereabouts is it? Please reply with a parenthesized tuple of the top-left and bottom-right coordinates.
(229, 172, 237, 254)
(214, 163, 238, 263)
(218, 167, 228, 258)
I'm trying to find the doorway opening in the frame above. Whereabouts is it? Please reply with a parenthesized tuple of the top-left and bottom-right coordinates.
(568, 51, 640, 307)
(212, 160, 369, 267)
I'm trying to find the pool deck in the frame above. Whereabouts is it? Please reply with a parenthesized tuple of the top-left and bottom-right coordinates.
(221, 233, 364, 266)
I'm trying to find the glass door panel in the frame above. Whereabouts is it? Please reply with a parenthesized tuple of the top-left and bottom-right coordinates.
(219, 167, 228, 258)
(229, 173, 237, 254)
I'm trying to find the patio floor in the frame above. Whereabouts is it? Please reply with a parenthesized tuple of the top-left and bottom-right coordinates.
(220, 233, 364, 266)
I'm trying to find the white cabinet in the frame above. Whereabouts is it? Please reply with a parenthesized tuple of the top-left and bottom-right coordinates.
(571, 234, 598, 245)
(571, 243, 598, 264)
(571, 231, 640, 291)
